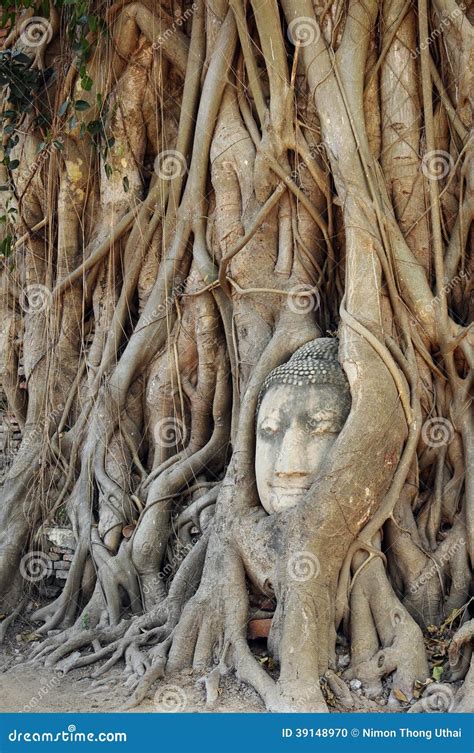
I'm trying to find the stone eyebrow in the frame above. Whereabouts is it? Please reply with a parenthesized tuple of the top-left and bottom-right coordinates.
(305, 410, 340, 421)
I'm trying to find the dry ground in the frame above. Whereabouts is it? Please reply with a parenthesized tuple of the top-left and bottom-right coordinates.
(0, 638, 396, 714)
(0, 606, 396, 713)
(0, 643, 266, 713)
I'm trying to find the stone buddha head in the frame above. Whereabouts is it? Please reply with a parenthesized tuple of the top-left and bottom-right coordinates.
(255, 338, 351, 514)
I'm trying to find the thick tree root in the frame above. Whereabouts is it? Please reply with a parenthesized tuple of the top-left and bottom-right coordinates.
(409, 620, 474, 712)
(345, 550, 429, 704)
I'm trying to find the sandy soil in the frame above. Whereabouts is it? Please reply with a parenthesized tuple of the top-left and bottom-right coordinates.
(0, 616, 392, 714)
(0, 640, 266, 714)
(0, 641, 396, 714)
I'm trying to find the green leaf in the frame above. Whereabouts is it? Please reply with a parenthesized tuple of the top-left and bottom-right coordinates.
(14, 53, 32, 66)
(1, 9, 11, 28)
(58, 100, 69, 117)
(81, 74, 93, 92)
(8, 159, 19, 170)
(87, 120, 102, 135)
(432, 666, 443, 682)
(74, 99, 90, 111)
(0, 235, 13, 257)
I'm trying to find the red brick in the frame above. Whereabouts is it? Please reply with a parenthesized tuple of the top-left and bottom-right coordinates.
(248, 618, 272, 640)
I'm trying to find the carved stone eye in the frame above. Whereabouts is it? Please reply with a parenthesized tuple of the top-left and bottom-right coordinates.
(306, 418, 320, 432)
(306, 413, 341, 436)
(259, 420, 279, 437)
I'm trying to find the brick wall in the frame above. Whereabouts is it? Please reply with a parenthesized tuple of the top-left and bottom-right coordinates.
(0, 413, 22, 479)
(43, 527, 75, 589)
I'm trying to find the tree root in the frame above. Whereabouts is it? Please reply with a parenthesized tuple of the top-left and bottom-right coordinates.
(345, 548, 429, 704)
(410, 620, 474, 713)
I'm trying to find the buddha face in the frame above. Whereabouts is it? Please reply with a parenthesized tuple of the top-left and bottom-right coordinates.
(256, 383, 347, 514)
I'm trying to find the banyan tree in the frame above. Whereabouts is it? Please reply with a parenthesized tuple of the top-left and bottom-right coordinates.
(0, 0, 472, 713)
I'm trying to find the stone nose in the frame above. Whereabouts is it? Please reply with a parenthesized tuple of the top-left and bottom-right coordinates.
(274, 427, 310, 477)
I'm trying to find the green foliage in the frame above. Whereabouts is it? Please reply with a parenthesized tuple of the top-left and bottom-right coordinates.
(0, 0, 37, 31)
(74, 99, 90, 111)
(0, 196, 16, 259)
(0, 2, 112, 181)
(0, 48, 47, 183)
(0, 234, 13, 258)
(56, 505, 69, 525)
(0, 48, 44, 116)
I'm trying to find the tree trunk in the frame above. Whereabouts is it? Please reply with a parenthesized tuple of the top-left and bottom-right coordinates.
(0, 0, 472, 713)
